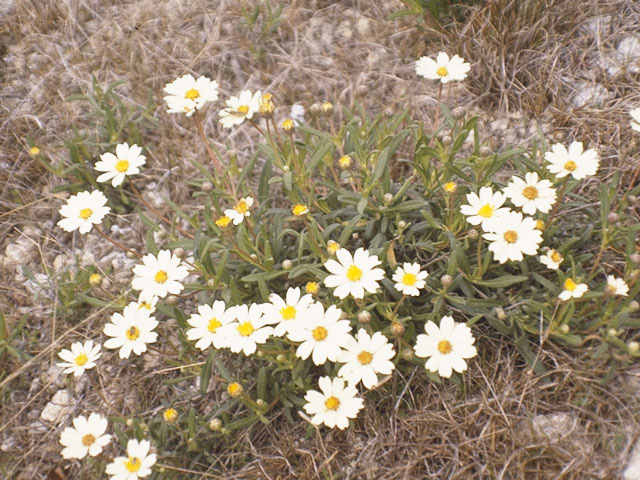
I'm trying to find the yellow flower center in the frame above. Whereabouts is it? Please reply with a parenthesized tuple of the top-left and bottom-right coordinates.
(139, 302, 152, 310)
(237, 105, 249, 115)
(235, 200, 248, 214)
(436, 66, 448, 77)
(216, 216, 231, 228)
(503, 230, 518, 243)
(402, 273, 417, 286)
(125, 457, 141, 473)
(536, 219, 545, 230)
(437, 339, 452, 354)
(312, 326, 328, 341)
(522, 186, 538, 200)
(280, 306, 296, 320)
(79, 208, 93, 220)
(564, 278, 577, 291)
(324, 396, 340, 410)
(346, 265, 363, 282)
(115, 159, 129, 172)
(29, 146, 40, 155)
(444, 182, 457, 193)
(237, 321, 254, 337)
(81, 434, 95, 446)
(305, 282, 319, 294)
(126, 326, 140, 341)
(339, 155, 352, 169)
(185, 88, 200, 100)
(74, 353, 88, 366)
(208, 318, 222, 333)
(357, 351, 373, 365)
(478, 204, 494, 218)
(155, 270, 168, 284)
(292, 204, 308, 216)
(564, 160, 577, 172)
(551, 251, 562, 263)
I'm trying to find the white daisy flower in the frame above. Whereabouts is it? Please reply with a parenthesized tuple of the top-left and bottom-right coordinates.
(459, 187, 510, 231)
(219, 90, 262, 129)
(416, 52, 470, 83)
(224, 196, 254, 225)
(631, 108, 640, 132)
(337, 329, 395, 389)
(131, 249, 189, 299)
(106, 438, 156, 480)
(392, 262, 428, 296)
(414, 315, 477, 378)
(264, 287, 314, 338)
(540, 249, 564, 270)
(220, 303, 273, 356)
(57, 190, 111, 234)
(59, 413, 111, 459)
(323, 247, 385, 299)
(103, 303, 158, 359)
(185, 301, 237, 350)
(544, 141, 599, 180)
(503, 172, 557, 215)
(303, 376, 364, 430)
(95, 143, 146, 187)
(605, 275, 629, 296)
(482, 211, 543, 264)
(163, 74, 219, 117)
(288, 304, 352, 366)
(559, 278, 588, 301)
(57, 340, 101, 377)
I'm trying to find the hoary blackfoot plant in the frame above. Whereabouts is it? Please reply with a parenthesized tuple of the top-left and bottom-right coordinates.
(46, 57, 640, 477)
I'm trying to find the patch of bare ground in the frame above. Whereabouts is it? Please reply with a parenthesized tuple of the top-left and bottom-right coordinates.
(1, 0, 640, 478)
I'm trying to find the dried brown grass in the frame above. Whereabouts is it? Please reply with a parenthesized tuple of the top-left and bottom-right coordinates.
(1, 0, 640, 478)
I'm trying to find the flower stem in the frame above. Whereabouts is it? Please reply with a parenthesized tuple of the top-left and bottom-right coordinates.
(193, 112, 223, 177)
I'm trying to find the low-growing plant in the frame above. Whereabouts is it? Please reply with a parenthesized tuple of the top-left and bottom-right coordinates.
(40, 53, 640, 477)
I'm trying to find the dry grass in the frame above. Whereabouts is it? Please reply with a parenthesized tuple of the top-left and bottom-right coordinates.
(2, 0, 640, 478)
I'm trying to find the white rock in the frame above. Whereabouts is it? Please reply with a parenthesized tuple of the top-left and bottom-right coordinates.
(41, 364, 66, 389)
(0, 436, 16, 452)
(530, 413, 576, 443)
(490, 118, 509, 131)
(624, 438, 640, 479)
(40, 389, 73, 424)
(572, 82, 609, 108)
(355, 16, 371, 37)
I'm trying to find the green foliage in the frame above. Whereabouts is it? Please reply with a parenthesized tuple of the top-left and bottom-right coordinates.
(390, 0, 481, 26)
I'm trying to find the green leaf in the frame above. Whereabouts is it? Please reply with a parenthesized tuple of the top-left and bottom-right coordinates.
(471, 275, 529, 288)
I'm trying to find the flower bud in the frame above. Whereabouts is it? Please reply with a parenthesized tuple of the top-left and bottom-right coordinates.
(250, 253, 258, 261)
(629, 195, 638, 204)
(309, 103, 321, 116)
(607, 328, 618, 337)
(401, 348, 414, 361)
(276, 354, 285, 362)
(327, 240, 340, 255)
(163, 408, 178, 424)
(339, 155, 352, 169)
(305, 281, 319, 294)
(536, 219, 545, 231)
(479, 145, 492, 156)
(256, 399, 267, 409)
(356, 84, 369, 97)
(383, 193, 394, 205)
(384, 107, 394, 117)
(391, 321, 405, 337)
(166, 295, 179, 307)
(321, 101, 333, 116)
(127, 250, 137, 259)
(495, 307, 506, 321)
(207, 278, 216, 288)
(397, 220, 407, 229)
(467, 228, 479, 240)
(283, 165, 290, 172)
(208, 418, 222, 431)
(441, 135, 452, 146)
(629, 341, 640, 355)
(126, 418, 134, 427)
(440, 274, 453, 287)
(202, 181, 213, 192)
(559, 324, 570, 334)
(357, 310, 372, 324)
(282, 119, 295, 133)
(607, 212, 620, 224)
(227, 382, 243, 398)
(282, 259, 293, 270)
(630, 301, 640, 312)
(631, 253, 640, 265)
(89, 273, 102, 287)
(29, 146, 40, 156)
(173, 247, 185, 258)
(443, 182, 457, 193)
